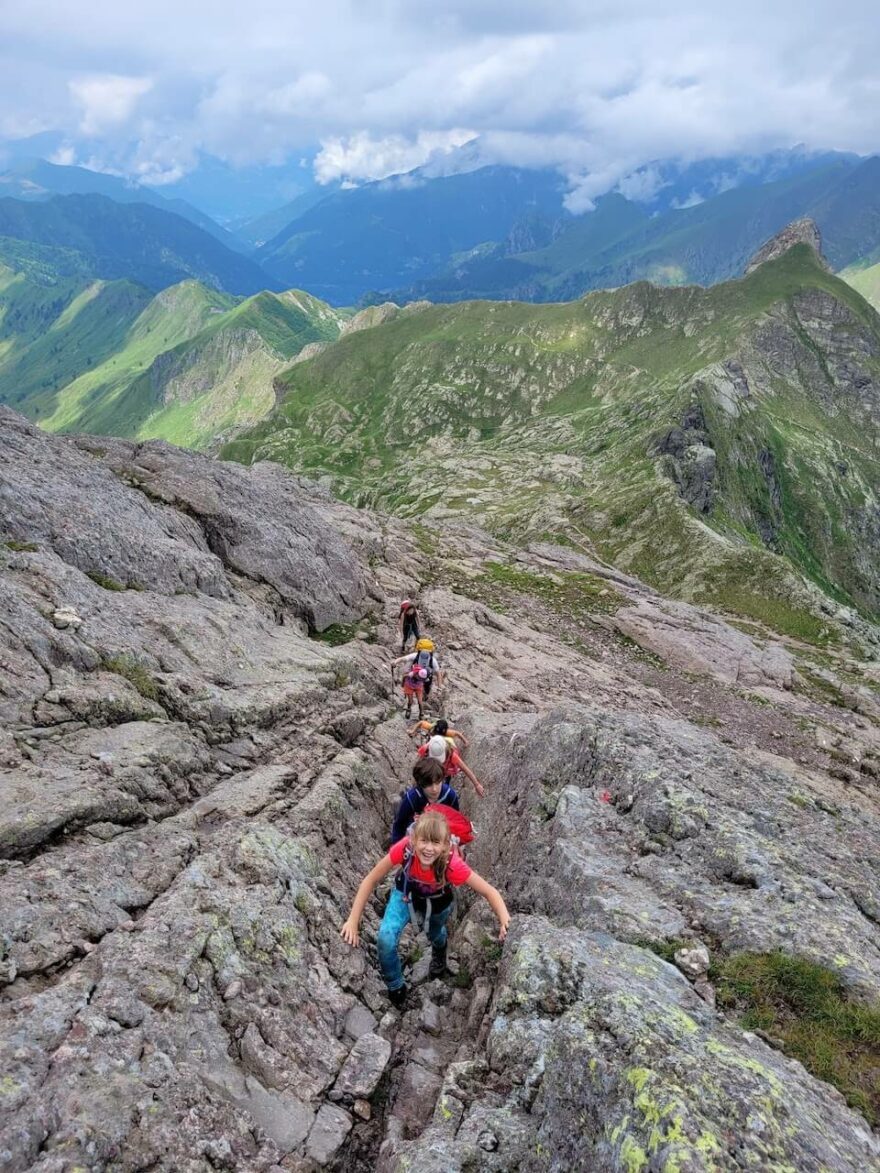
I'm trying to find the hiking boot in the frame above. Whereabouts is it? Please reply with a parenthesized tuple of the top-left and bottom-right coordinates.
(404, 705, 412, 719)
(429, 943, 447, 979)
(388, 984, 409, 1009)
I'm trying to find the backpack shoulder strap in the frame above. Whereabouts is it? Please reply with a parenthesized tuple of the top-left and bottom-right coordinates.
(400, 843, 414, 902)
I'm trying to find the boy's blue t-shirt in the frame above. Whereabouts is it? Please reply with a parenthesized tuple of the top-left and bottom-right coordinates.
(390, 782, 460, 844)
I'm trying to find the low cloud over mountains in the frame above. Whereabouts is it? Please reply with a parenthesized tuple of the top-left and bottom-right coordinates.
(1, 0, 879, 207)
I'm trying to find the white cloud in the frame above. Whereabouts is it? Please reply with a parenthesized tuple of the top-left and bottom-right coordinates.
(314, 128, 478, 184)
(69, 73, 153, 135)
(0, 0, 877, 204)
(671, 190, 705, 209)
(616, 166, 669, 203)
(49, 143, 76, 166)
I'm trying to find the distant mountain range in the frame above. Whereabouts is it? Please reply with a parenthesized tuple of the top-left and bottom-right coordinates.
(254, 165, 567, 303)
(0, 158, 248, 251)
(2, 150, 880, 311)
(3, 147, 880, 484)
(0, 193, 277, 294)
(387, 155, 880, 304)
(253, 149, 877, 305)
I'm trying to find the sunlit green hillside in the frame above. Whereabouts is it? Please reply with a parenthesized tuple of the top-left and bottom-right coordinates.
(0, 267, 347, 449)
(841, 258, 880, 312)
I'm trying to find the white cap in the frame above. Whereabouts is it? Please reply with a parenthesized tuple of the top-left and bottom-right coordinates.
(427, 736, 448, 762)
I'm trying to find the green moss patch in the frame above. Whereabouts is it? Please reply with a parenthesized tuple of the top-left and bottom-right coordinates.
(631, 938, 685, 965)
(696, 579, 833, 646)
(101, 654, 160, 702)
(797, 666, 854, 711)
(4, 539, 38, 553)
(309, 617, 377, 646)
(476, 560, 624, 617)
(713, 951, 880, 1126)
(86, 569, 127, 591)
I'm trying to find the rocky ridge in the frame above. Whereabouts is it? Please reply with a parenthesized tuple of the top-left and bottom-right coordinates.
(745, 217, 829, 275)
(226, 242, 880, 639)
(1, 409, 879, 1170)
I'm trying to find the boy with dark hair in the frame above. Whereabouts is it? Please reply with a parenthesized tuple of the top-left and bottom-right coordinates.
(390, 757, 460, 845)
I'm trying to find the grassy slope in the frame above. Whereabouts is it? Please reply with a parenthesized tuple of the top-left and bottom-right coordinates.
(225, 247, 880, 630)
(840, 260, 880, 311)
(36, 281, 237, 434)
(0, 268, 153, 417)
(40, 286, 346, 450)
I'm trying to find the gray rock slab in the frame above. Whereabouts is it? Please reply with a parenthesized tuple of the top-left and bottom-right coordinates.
(306, 1102, 353, 1165)
(332, 1031, 392, 1099)
(73, 431, 373, 629)
(344, 1002, 378, 1041)
(420, 1000, 443, 1037)
(242, 1076, 314, 1152)
(614, 597, 795, 689)
(410, 1035, 444, 1073)
(391, 1062, 442, 1138)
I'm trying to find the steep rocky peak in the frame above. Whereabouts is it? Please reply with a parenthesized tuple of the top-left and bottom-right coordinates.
(745, 216, 829, 275)
(341, 301, 401, 335)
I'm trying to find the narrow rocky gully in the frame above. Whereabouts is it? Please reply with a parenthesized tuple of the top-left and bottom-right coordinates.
(1, 410, 879, 1171)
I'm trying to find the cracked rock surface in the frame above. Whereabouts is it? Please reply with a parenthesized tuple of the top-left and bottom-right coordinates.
(1, 408, 879, 1171)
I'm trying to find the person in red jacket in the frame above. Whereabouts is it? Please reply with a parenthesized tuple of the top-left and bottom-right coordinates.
(417, 735, 485, 798)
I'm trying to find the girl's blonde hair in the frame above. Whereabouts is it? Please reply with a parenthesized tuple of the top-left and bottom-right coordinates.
(411, 810, 452, 883)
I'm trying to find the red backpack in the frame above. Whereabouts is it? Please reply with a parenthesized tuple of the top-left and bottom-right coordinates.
(422, 803, 475, 846)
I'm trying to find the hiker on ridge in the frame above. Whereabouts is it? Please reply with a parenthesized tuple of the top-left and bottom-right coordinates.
(341, 808, 510, 1007)
(397, 660, 428, 720)
(397, 600, 421, 653)
(391, 638, 443, 707)
(417, 734, 485, 797)
(407, 716, 469, 750)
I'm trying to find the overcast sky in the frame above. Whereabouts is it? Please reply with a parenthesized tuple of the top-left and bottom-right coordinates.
(1, 0, 878, 206)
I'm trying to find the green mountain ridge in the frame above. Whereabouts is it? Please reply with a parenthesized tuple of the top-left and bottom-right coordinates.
(224, 244, 880, 636)
(2, 278, 348, 450)
(841, 259, 880, 312)
(0, 264, 154, 411)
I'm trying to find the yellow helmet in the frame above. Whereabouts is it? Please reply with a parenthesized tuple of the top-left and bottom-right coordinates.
(416, 638, 434, 651)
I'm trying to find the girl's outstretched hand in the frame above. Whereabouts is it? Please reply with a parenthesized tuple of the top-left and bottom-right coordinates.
(473, 779, 486, 798)
(340, 919, 360, 948)
(498, 911, 511, 941)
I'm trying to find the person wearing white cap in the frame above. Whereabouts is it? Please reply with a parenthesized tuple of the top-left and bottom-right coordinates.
(418, 735, 485, 798)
